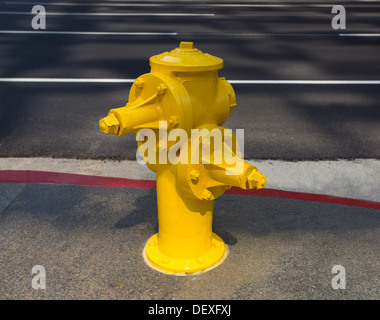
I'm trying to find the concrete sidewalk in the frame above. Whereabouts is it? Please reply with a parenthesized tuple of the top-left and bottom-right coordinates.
(1, 157, 379, 201)
(1, 181, 379, 299)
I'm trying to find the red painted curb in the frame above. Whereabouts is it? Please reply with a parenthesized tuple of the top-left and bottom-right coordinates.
(0, 170, 156, 189)
(225, 188, 380, 210)
(0, 170, 379, 210)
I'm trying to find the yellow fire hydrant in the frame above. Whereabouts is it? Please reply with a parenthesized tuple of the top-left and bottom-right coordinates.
(99, 42, 266, 274)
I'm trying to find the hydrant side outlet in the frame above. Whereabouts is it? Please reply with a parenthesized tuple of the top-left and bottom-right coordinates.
(99, 42, 266, 275)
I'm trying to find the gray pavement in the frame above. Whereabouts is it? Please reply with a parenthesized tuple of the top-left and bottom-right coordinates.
(1, 182, 379, 299)
(0, 83, 379, 160)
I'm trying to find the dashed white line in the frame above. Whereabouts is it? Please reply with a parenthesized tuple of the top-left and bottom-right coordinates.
(229, 80, 380, 84)
(0, 11, 215, 17)
(1, 78, 380, 85)
(339, 33, 380, 37)
(6, 1, 380, 7)
(0, 78, 136, 83)
(0, 30, 177, 36)
(1, 30, 379, 38)
(5, 1, 172, 6)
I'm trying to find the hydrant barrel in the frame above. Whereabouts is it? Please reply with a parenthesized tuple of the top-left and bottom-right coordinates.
(144, 168, 225, 273)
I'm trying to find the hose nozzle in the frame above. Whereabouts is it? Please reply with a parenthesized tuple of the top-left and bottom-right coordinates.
(247, 169, 266, 190)
(99, 113, 120, 135)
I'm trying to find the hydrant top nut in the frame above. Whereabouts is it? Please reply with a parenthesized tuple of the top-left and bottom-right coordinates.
(150, 41, 223, 72)
(179, 42, 194, 50)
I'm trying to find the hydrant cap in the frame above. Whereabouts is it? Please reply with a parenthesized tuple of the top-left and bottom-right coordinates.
(149, 42, 223, 72)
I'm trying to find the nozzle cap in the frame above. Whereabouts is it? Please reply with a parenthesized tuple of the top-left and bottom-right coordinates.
(247, 170, 267, 190)
(99, 113, 120, 135)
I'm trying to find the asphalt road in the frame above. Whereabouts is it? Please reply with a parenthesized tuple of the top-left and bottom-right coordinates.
(0, 0, 379, 160)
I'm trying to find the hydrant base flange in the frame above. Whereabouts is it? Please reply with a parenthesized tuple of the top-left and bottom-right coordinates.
(144, 233, 226, 275)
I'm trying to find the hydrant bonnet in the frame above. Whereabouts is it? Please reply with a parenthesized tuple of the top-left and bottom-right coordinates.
(150, 42, 223, 72)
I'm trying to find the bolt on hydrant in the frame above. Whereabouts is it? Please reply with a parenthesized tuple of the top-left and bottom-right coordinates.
(99, 42, 266, 275)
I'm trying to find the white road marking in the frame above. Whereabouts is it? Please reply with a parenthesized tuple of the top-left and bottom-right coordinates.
(193, 33, 380, 37)
(0, 30, 177, 36)
(339, 33, 380, 37)
(0, 11, 215, 17)
(1, 78, 380, 85)
(1, 30, 379, 38)
(0, 78, 136, 83)
(5, 1, 380, 7)
(229, 80, 380, 84)
(5, 1, 177, 6)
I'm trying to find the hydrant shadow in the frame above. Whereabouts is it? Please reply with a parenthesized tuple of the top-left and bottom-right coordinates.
(112, 189, 239, 247)
(213, 228, 238, 246)
(113, 190, 158, 234)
